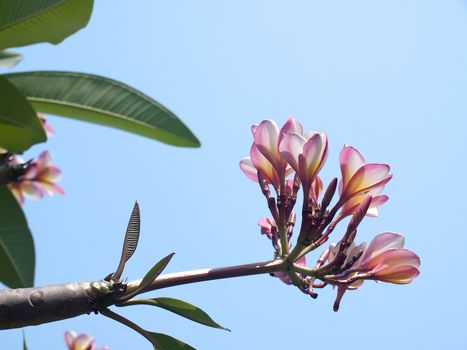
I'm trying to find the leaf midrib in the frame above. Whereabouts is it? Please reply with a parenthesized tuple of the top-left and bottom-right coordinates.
(29, 97, 174, 136)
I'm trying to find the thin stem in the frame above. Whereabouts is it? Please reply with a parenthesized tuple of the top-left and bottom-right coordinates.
(125, 259, 286, 296)
(278, 225, 289, 256)
(292, 264, 318, 277)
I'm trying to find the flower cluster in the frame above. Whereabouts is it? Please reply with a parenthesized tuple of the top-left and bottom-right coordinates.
(240, 119, 419, 310)
(65, 331, 109, 350)
(0, 114, 63, 205)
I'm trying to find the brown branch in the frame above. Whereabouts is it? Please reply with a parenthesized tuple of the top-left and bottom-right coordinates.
(0, 259, 285, 330)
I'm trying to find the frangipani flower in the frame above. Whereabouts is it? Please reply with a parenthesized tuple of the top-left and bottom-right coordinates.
(240, 118, 302, 190)
(329, 232, 419, 310)
(65, 331, 109, 350)
(258, 216, 276, 240)
(356, 232, 420, 284)
(8, 151, 64, 205)
(338, 146, 392, 217)
(279, 131, 328, 199)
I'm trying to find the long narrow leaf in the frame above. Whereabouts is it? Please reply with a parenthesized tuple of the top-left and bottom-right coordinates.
(0, 0, 93, 50)
(120, 297, 229, 331)
(100, 308, 196, 350)
(113, 201, 140, 281)
(0, 187, 35, 287)
(0, 76, 46, 153)
(138, 253, 175, 293)
(4, 71, 200, 147)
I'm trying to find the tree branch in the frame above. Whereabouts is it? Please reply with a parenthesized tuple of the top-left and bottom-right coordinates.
(0, 259, 285, 330)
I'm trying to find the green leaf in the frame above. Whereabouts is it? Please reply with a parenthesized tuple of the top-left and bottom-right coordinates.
(0, 0, 93, 50)
(139, 253, 175, 292)
(0, 76, 46, 153)
(23, 331, 28, 350)
(147, 332, 196, 350)
(121, 297, 229, 331)
(100, 308, 196, 350)
(0, 187, 35, 288)
(4, 71, 201, 147)
(0, 50, 22, 68)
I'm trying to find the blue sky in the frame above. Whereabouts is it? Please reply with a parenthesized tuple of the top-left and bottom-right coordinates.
(2, 1, 467, 349)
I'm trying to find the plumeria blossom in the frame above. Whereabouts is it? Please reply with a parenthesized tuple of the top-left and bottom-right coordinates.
(240, 118, 419, 311)
(8, 151, 64, 205)
(327, 232, 420, 310)
(65, 331, 109, 350)
(354, 232, 420, 284)
(338, 146, 392, 217)
(279, 130, 328, 200)
(240, 118, 303, 191)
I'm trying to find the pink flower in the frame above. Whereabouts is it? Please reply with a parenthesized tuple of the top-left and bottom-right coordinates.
(338, 146, 392, 217)
(240, 118, 302, 190)
(8, 151, 64, 205)
(279, 130, 328, 201)
(329, 233, 419, 311)
(64, 331, 109, 350)
(356, 232, 420, 284)
(258, 217, 276, 240)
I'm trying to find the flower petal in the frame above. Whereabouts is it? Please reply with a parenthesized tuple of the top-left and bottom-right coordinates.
(372, 265, 420, 284)
(250, 144, 279, 187)
(258, 217, 275, 238)
(278, 133, 306, 172)
(40, 182, 65, 196)
(239, 157, 258, 182)
(367, 248, 420, 270)
(64, 331, 77, 348)
(20, 182, 44, 199)
(341, 194, 389, 217)
(343, 163, 391, 198)
(278, 118, 303, 144)
(360, 232, 405, 264)
(339, 146, 366, 186)
(73, 333, 95, 350)
(253, 119, 280, 167)
(39, 165, 62, 182)
(299, 132, 328, 186)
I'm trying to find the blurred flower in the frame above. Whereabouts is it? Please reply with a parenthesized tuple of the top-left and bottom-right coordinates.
(8, 151, 64, 205)
(338, 146, 392, 217)
(64, 331, 109, 350)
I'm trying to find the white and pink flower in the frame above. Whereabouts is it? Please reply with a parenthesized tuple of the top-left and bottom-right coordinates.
(8, 151, 64, 205)
(65, 331, 108, 350)
(338, 146, 392, 217)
